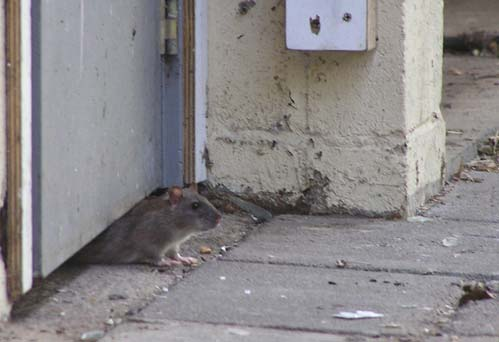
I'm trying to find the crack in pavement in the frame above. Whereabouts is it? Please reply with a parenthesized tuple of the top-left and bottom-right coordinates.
(126, 317, 422, 339)
(220, 258, 499, 281)
(426, 217, 499, 225)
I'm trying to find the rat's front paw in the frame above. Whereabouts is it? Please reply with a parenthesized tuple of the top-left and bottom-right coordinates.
(174, 254, 199, 266)
(154, 257, 183, 267)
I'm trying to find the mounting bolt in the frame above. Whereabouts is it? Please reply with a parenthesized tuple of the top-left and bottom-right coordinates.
(342, 12, 352, 22)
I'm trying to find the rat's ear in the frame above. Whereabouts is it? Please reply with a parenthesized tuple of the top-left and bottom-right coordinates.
(189, 183, 198, 193)
(168, 186, 183, 208)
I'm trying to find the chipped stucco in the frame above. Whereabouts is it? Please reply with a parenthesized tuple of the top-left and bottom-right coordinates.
(206, 0, 444, 217)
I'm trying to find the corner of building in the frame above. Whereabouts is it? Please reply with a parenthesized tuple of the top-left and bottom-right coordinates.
(403, 0, 446, 216)
(206, 0, 445, 218)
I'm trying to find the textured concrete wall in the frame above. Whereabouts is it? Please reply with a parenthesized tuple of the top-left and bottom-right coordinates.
(404, 0, 446, 213)
(206, 0, 444, 217)
(0, 0, 12, 320)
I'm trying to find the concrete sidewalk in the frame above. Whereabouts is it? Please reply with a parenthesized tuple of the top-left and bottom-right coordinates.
(442, 55, 499, 179)
(103, 171, 499, 342)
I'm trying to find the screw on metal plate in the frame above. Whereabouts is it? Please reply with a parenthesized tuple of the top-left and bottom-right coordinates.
(309, 15, 321, 35)
(342, 12, 352, 22)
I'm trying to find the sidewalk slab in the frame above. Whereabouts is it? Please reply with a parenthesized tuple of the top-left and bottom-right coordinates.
(224, 216, 499, 278)
(426, 172, 499, 223)
(103, 321, 350, 342)
(442, 56, 499, 179)
(135, 260, 461, 337)
(429, 337, 499, 342)
(441, 299, 499, 337)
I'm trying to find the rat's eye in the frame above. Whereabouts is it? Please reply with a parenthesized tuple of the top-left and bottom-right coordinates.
(191, 202, 200, 210)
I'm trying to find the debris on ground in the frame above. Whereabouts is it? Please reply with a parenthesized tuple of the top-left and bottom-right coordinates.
(200, 183, 273, 223)
(458, 282, 496, 306)
(80, 330, 105, 341)
(446, 129, 464, 136)
(477, 133, 498, 156)
(227, 327, 251, 336)
(104, 318, 116, 326)
(220, 245, 232, 254)
(407, 216, 433, 223)
(154, 286, 168, 293)
(444, 32, 499, 57)
(335, 259, 347, 268)
(466, 159, 498, 172)
(454, 171, 483, 183)
(107, 294, 128, 301)
(199, 246, 213, 254)
(447, 67, 464, 76)
(488, 133, 499, 148)
(333, 310, 384, 320)
(449, 131, 499, 184)
(223, 203, 238, 214)
(486, 281, 499, 293)
(442, 237, 458, 247)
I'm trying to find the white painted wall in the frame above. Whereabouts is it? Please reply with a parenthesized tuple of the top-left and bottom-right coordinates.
(206, 0, 445, 217)
(20, 0, 32, 294)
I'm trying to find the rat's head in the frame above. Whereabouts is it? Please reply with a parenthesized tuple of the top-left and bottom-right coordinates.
(167, 186, 222, 234)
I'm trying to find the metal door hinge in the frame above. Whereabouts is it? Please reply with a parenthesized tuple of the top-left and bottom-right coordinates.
(160, 0, 178, 56)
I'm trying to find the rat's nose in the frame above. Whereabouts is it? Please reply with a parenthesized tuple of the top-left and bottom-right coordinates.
(216, 215, 222, 224)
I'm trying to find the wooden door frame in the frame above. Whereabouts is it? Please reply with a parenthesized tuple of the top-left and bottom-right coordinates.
(184, 0, 208, 184)
(182, 0, 195, 184)
(5, 0, 32, 301)
(163, 0, 208, 187)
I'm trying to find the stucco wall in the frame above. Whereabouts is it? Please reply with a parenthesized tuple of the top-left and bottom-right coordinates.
(403, 0, 445, 213)
(207, 0, 444, 217)
(0, 0, 12, 320)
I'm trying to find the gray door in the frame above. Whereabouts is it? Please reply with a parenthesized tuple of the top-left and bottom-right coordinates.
(32, 1, 165, 276)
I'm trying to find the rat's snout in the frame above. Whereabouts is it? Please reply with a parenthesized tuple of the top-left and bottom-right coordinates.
(215, 214, 222, 225)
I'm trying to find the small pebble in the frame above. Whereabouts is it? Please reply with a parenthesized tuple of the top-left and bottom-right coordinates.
(336, 259, 347, 268)
(199, 246, 212, 254)
(108, 294, 128, 301)
(227, 327, 250, 336)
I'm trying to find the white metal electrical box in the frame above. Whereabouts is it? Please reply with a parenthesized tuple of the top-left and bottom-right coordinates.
(286, 0, 377, 51)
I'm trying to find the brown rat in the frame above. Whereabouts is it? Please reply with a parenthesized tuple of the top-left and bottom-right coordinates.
(75, 186, 222, 266)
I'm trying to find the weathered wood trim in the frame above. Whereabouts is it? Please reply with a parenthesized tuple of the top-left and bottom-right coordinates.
(5, 0, 23, 301)
(183, 0, 195, 184)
